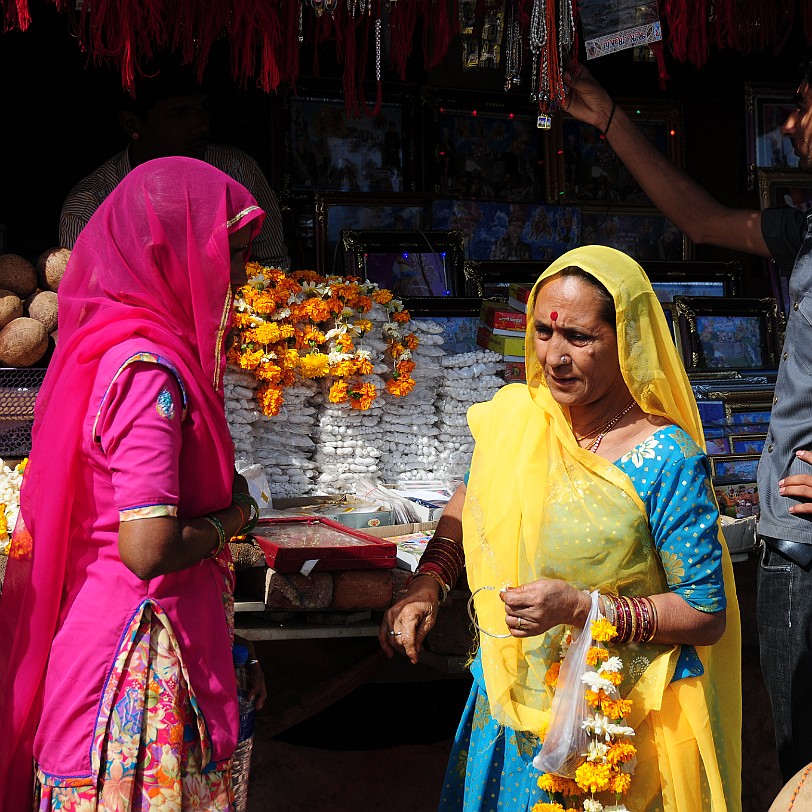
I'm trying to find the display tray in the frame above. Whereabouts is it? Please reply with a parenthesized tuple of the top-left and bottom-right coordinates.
(251, 517, 397, 573)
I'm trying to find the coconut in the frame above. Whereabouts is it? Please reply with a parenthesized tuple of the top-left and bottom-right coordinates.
(0, 254, 38, 299)
(0, 290, 23, 330)
(35, 247, 70, 292)
(0, 317, 49, 367)
(26, 290, 58, 333)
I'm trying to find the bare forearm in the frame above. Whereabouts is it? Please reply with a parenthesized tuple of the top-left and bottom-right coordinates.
(646, 592, 725, 646)
(606, 108, 768, 254)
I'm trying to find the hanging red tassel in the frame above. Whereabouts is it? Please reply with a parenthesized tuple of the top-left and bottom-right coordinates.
(389, 0, 418, 80)
(423, 0, 459, 70)
(650, 40, 670, 90)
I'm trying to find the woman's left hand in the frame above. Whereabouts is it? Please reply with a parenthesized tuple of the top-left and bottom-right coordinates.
(248, 660, 268, 711)
(501, 578, 590, 637)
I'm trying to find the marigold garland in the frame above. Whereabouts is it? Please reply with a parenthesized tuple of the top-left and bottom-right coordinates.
(0, 457, 28, 556)
(229, 264, 419, 416)
(533, 616, 637, 812)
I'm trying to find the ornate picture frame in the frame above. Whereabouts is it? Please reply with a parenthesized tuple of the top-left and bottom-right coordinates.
(672, 296, 782, 373)
(710, 453, 761, 482)
(341, 229, 466, 298)
(421, 88, 552, 202)
(462, 260, 548, 299)
(757, 169, 812, 211)
(729, 433, 768, 455)
(549, 99, 684, 205)
(273, 81, 418, 199)
(581, 207, 691, 261)
(314, 193, 431, 276)
(745, 82, 801, 190)
(642, 260, 743, 302)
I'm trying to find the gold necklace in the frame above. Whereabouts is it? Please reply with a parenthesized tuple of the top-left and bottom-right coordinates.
(574, 399, 637, 453)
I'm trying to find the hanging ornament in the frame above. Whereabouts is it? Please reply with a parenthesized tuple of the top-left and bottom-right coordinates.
(504, 0, 523, 91)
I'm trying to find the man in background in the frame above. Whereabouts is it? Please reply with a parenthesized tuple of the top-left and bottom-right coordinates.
(59, 58, 290, 269)
(563, 56, 812, 783)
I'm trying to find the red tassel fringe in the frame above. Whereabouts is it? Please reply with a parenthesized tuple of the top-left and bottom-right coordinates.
(1, 0, 810, 99)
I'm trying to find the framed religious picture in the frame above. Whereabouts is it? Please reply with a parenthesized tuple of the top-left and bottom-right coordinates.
(729, 433, 767, 455)
(461, 260, 548, 299)
(341, 230, 466, 298)
(421, 89, 552, 202)
(581, 207, 691, 261)
(745, 82, 801, 189)
(272, 81, 418, 199)
(757, 169, 812, 211)
(549, 99, 684, 205)
(711, 454, 761, 482)
(642, 260, 743, 302)
(431, 198, 580, 261)
(315, 193, 431, 276)
(705, 435, 731, 456)
(672, 296, 782, 373)
(713, 480, 760, 519)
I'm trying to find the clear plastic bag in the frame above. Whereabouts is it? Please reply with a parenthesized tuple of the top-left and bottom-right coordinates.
(532, 590, 601, 778)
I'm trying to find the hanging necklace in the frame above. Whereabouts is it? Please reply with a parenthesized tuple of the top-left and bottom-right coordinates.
(574, 399, 637, 453)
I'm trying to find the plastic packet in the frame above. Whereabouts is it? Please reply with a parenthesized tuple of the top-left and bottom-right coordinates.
(236, 460, 273, 515)
(353, 477, 421, 525)
(533, 590, 601, 777)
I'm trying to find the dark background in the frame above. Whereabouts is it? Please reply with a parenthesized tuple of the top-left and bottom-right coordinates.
(0, 0, 808, 294)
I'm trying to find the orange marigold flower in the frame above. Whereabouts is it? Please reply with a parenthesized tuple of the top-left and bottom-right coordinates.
(404, 333, 419, 350)
(328, 380, 349, 404)
(349, 381, 377, 410)
(255, 362, 283, 384)
(386, 376, 416, 397)
(291, 269, 320, 283)
(537, 719, 549, 742)
(336, 334, 355, 353)
(609, 770, 632, 794)
(397, 359, 416, 375)
(574, 761, 611, 794)
(280, 368, 296, 387)
(238, 349, 265, 371)
(330, 359, 356, 378)
(601, 698, 633, 720)
(586, 645, 610, 666)
(585, 688, 604, 709)
(392, 310, 410, 323)
(544, 661, 561, 687)
(537, 773, 580, 797)
(355, 295, 373, 313)
(355, 358, 373, 376)
(606, 742, 637, 767)
(355, 319, 373, 334)
(604, 671, 624, 686)
(257, 384, 284, 417)
(591, 617, 618, 642)
(531, 804, 565, 812)
(372, 289, 393, 304)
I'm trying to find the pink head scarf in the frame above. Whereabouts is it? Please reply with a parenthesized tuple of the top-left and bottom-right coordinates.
(0, 156, 264, 810)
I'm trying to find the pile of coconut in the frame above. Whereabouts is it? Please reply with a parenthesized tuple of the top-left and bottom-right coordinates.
(0, 248, 67, 368)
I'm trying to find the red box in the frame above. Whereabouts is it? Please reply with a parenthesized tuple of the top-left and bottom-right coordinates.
(507, 282, 534, 313)
(479, 300, 526, 332)
(252, 517, 397, 573)
(503, 358, 526, 382)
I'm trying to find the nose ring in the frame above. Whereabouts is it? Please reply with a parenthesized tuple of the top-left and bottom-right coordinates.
(560, 354, 571, 364)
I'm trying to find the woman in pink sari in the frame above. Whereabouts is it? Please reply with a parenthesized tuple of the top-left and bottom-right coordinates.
(0, 156, 268, 811)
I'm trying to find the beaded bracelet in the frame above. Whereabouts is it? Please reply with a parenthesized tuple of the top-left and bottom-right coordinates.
(232, 492, 259, 535)
(202, 514, 227, 559)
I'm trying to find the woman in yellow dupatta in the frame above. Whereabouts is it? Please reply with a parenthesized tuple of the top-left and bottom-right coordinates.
(379, 245, 741, 812)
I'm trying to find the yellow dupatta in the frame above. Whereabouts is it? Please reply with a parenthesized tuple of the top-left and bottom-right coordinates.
(462, 246, 741, 811)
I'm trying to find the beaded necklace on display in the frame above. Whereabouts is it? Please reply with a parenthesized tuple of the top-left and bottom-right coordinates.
(574, 399, 637, 453)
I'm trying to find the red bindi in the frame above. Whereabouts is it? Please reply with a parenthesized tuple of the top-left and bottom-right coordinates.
(550, 311, 558, 322)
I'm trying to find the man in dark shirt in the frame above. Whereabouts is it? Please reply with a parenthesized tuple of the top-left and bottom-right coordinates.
(564, 56, 812, 783)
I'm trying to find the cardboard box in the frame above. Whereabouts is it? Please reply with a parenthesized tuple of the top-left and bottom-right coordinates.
(476, 325, 525, 357)
(508, 282, 533, 313)
(479, 299, 526, 332)
(503, 357, 526, 382)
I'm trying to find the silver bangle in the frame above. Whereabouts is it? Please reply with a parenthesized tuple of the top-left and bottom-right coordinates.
(247, 658, 260, 668)
(467, 585, 512, 639)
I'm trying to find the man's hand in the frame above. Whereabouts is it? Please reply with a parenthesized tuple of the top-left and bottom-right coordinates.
(780, 449, 812, 514)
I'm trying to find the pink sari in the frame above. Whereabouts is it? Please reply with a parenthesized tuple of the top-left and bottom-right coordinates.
(0, 157, 264, 811)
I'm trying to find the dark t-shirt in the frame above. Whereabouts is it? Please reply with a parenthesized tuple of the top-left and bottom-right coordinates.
(762, 205, 807, 275)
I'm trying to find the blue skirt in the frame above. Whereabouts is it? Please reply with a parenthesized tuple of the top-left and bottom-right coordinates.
(438, 655, 550, 812)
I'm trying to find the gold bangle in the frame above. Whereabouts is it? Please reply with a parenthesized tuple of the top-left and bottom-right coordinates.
(202, 514, 227, 559)
(412, 570, 450, 604)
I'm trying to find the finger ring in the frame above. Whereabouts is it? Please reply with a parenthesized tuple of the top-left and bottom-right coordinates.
(517, 617, 524, 630)
(388, 630, 402, 636)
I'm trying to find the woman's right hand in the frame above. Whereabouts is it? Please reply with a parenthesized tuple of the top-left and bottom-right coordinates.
(378, 578, 441, 665)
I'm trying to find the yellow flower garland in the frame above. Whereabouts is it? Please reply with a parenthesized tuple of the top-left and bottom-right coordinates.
(533, 617, 636, 812)
(229, 264, 419, 416)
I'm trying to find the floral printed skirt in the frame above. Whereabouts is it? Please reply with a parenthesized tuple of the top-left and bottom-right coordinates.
(35, 602, 233, 812)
